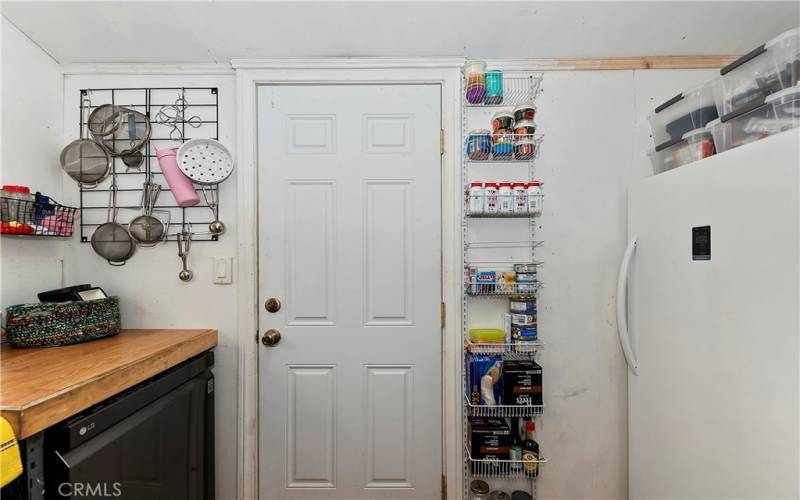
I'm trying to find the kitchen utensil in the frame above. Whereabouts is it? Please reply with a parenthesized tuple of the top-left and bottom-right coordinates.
(200, 187, 225, 235)
(87, 103, 123, 138)
(60, 98, 112, 188)
(176, 138, 234, 184)
(102, 107, 151, 158)
(91, 177, 136, 265)
(120, 112, 144, 170)
(129, 181, 168, 245)
(177, 229, 193, 281)
(154, 97, 202, 140)
(177, 138, 233, 235)
(154, 145, 201, 207)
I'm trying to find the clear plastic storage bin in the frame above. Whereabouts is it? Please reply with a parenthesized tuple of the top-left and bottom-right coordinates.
(648, 128, 716, 175)
(707, 84, 800, 153)
(648, 81, 718, 149)
(712, 27, 800, 120)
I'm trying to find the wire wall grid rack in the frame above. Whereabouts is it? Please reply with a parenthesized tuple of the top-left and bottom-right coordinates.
(462, 72, 545, 496)
(77, 87, 221, 243)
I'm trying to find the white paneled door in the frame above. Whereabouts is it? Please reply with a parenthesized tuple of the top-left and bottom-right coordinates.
(257, 84, 442, 499)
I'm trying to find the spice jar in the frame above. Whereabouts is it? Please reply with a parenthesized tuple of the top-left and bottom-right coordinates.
(468, 182, 485, 214)
(498, 182, 514, 213)
(467, 129, 492, 160)
(485, 70, 504, 105)
(484, 183, 498, 214)
(469, 479, 490, 500)
(513, 183, 528, 213)
(464, 61, 487, 104)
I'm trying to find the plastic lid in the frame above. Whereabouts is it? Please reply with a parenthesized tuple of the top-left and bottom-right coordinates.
(765, 84, 800, 104)
(514, 119, 536, 128)
(766, 27, 800, 49)
(512, 182, 525, 188)
(529, 181, 542, 187)
(486, 69, 502, 75)
(499, 182, 512, 188)
(469, 129, 491, 135)
(470, 182, 483, 187)
(484, 182, 498, 188)
(492, 110, 514, 120)
(2, 185, 17, 191)
(681, 128, 711, 140)
(706, 118, 721, 128)
(16, 186, 30, 194)
(526, 421, 535, 431)
(513, 102, 537, 112)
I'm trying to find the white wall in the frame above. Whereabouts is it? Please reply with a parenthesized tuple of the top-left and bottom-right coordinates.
(60, 72, 238, 500)
(0, 17, 64, 308)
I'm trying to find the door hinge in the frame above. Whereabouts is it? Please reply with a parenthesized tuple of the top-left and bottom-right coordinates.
(440, 302, 446, 329)
(440, 129, 445, 156)
(441, 474, 447, 500)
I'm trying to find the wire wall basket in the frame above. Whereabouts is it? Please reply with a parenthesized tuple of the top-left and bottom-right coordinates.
(77, 87, 221, 243)
(465, 447, 547, 479)
(1, 197, 78, 237)
(464, 75, 543, 108)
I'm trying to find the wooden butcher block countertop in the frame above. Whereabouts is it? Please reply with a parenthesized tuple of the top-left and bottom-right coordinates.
(0, 328, 217, 439)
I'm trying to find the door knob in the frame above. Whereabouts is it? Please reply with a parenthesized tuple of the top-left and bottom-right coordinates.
(261, 329, 281, 347)
(265, 298, 281, 313)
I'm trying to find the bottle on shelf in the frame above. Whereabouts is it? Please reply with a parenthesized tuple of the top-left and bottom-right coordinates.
(522, 421, 540, 478)
(509, 418, 523, 471)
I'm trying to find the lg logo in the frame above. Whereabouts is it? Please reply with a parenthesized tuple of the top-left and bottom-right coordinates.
(57, 482, 122, 497)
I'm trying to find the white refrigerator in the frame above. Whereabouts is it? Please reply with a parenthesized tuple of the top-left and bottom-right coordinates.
(618, 130, 800, 499)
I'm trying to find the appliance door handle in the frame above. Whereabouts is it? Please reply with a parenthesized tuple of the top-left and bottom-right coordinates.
(616, 236, 639, 375)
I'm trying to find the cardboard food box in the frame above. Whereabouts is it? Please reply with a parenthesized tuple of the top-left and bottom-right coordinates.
(503, 360, 543, 406)
(469, 417, 511, 460)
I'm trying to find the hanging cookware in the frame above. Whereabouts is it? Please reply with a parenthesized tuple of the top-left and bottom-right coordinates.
(177, 138, 233, 235)
(60, 98, 112, 188)
(177, 229, 193, 281)
(101, 107, 151, 160)
(91, 177, 136, 265)
(87, 103, 124, 139)
(129, 181, 168, 246)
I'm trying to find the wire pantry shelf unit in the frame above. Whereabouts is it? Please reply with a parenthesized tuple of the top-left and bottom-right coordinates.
(0, 197, 78, 237)
(463, 75, 543, 108)
(464, 393, 544, 417)
(465, 281, 542, 297)
(464, 447, 547, 479)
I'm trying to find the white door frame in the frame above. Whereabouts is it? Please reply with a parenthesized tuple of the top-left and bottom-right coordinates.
(233, 58, 465, 500)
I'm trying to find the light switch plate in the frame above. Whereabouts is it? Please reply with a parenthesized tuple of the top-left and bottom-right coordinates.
(213, 256, 233, 284)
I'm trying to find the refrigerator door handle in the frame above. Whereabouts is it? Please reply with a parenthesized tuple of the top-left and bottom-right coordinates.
(616, 236, 639, 375)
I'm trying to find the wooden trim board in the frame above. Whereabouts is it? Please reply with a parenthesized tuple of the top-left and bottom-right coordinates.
(0, 328, 218, 439)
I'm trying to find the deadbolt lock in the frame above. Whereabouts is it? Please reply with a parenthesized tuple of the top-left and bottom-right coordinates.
(265, 298, 281, 313)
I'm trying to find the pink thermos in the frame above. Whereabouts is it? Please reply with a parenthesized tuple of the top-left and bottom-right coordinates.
(154, 145, 200, 207)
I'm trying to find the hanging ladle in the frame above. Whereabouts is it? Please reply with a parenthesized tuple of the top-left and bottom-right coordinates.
(177, 229, 193, 281)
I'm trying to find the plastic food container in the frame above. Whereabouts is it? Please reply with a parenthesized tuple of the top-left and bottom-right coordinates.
(491, 111, 514, 131)
(648, 81, 718, 149)
(468, 328, 507, 344)
(707, 84, 800, 153)
(513, 103, 536, 123)
(464, 60, 487, 104)
(514, 139, 536, 160)
(712, 27, 800, 120)
(466, 129, 492, 160)
(485, 70, 504, 105)
(492, 130, 514, 158)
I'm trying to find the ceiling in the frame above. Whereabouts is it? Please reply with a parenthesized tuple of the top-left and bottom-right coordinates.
(2, 1, 798, 64)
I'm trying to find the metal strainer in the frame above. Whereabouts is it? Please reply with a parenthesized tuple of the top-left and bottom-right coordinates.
(129, 181, 168, 246)
(101, 107, 151, 160)
(91, 177, 136, 265)
(60, 98, 112, 187)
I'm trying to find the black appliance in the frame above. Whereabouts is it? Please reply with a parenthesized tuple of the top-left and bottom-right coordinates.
(0, 352, 216, 500)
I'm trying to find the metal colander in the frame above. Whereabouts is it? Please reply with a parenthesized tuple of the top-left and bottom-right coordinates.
(60, 98, 112, 187)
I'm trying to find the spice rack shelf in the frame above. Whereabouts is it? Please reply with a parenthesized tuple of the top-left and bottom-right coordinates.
(462, 69, 545, 499)
(465, 447, 547, 479)
(463, 76, 543, 108)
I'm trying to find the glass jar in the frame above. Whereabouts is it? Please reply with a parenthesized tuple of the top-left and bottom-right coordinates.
(469, 479, 490, 500)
